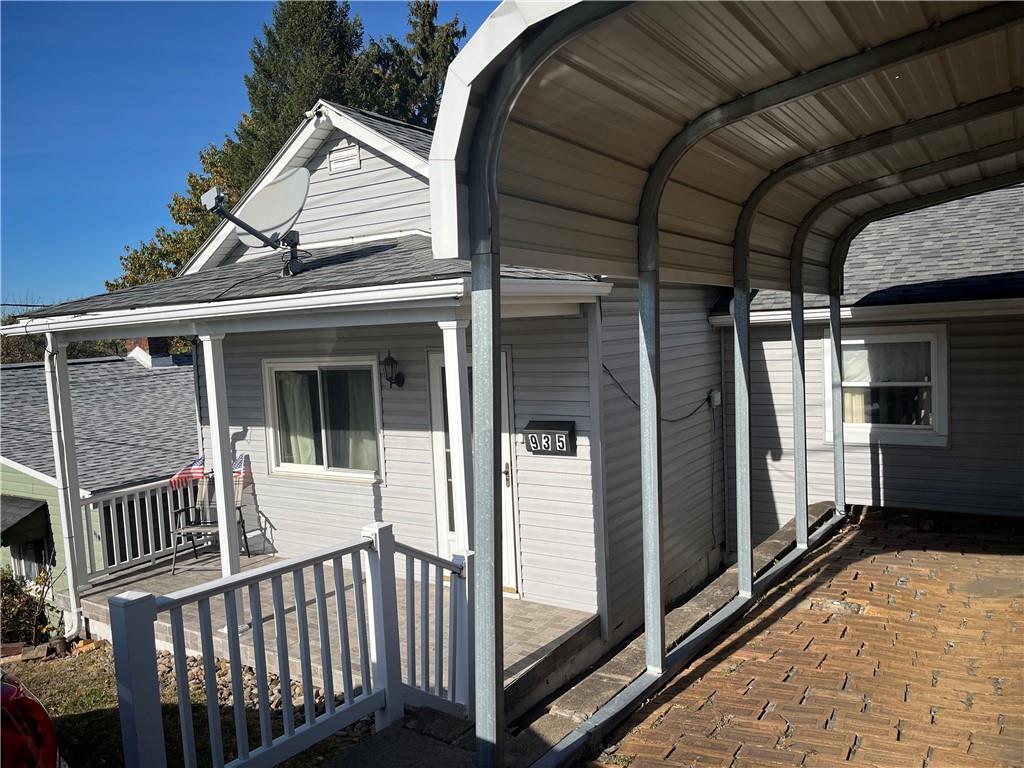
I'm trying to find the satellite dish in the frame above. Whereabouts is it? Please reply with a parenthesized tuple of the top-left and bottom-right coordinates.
(201, 167, 311, 276)
(236, 167, 310, 248)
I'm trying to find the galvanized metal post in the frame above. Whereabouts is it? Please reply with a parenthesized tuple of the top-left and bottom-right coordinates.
(638, 266, 665, 673)
(733, 286, 753, 597)
(828, 295, 846, 516)
(791, 292, 809, 548)
(471, 244, 504, 764)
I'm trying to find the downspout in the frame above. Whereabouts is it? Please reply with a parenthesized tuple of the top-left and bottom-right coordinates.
(43, 341, 82, 641)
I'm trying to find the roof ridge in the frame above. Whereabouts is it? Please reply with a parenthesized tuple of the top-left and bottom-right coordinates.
(325, 101, 434, 136)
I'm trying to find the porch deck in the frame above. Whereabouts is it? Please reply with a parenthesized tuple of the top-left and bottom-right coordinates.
(76, 548, 595, 693)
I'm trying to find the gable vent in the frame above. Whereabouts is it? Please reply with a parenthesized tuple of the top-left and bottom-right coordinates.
(329, 142, 361, 174)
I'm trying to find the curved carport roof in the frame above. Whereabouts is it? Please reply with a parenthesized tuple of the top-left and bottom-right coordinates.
(431, 4, 1024, 762)
(431, 1, 1023, 294)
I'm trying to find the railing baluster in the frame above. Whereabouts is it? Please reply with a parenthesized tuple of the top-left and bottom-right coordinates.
(292, 569, 316, 727)
(133, 493, 144, 560)
(447, 570, 457, 702)
(332, 558, 355, 704)
(155, 489, 168, 554)
(434, 563, 443, 697)
(247, 582, 273, 750)
(271, 574, 295, 737)
(146, 492, 157, 563)
(116, 501, 127, 565)
(170, 607, 198, 768)
(313, 563, 335, 716)
(406, 554, 415, 686)
(197, 598, 225, 768)
(223, 591, 249, 761)
(350, 551, 371, 695)
(82, 501, 96, 574)
(420, 558, 429, 692)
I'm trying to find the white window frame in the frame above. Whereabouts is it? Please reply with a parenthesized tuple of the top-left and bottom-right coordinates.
(823, 324, 949, 447)
(262, 356, 385, 483)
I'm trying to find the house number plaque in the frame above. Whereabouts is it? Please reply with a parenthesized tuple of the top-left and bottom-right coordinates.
(523, 420, 577, 457)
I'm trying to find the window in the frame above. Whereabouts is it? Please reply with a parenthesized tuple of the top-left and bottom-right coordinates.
(264, 358, 382, 479)
(824, 325, 948, 446)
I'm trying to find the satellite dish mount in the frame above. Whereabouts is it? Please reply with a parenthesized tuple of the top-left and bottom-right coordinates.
(201, 167, 311, 277)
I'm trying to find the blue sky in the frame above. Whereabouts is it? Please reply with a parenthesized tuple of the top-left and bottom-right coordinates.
(1, 1, 496, 306)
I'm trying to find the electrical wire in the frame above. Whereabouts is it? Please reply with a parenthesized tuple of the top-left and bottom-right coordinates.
(602, 363, 707, 423)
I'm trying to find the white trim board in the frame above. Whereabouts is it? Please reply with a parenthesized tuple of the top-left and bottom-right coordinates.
(709, 297, 1024, 327)
(185, 101, 431, 275)
(0, 456, 92, 498)
(3, 278, 612, 342)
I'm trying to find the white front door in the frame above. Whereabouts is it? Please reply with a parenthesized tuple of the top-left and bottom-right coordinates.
(429, 351, 518, 592)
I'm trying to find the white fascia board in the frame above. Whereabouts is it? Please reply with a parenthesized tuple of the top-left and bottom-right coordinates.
(320, 103, 429, 178)
(2, 280, 468, 339)
(708, 297, 1024, 327)
(0, 456, 92, 498)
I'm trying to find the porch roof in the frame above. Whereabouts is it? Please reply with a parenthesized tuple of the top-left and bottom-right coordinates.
(431, 1, 1024, 293)
(15, 235, 597, 323)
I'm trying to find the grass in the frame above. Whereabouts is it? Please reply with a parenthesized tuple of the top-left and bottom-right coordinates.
(2, 646, 371, 767)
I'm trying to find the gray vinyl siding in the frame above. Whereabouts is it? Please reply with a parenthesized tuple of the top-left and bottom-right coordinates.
(197, 316, 600, 614)
(225, 129, 430, 264)
(724, 316, 1024, 542)
(600, 285, 727, 641)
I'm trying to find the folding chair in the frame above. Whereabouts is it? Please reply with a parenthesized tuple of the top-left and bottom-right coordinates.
(171, 472, 251, 574)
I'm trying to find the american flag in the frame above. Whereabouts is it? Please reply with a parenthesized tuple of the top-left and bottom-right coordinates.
(169, 454, 250, 488)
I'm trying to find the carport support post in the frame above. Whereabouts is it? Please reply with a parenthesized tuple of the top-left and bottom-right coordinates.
(828, 295, 846, 516)
(733, 285, 753, 597)
(471, 246, 504, 763)
(791, 292, 809, 549)
(198, 333, 242, 584)
(638, 265, 665, 673)
(439, 320, 473, 550)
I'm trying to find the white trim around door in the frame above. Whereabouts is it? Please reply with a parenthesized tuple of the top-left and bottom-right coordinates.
(428, 349, 520, 593)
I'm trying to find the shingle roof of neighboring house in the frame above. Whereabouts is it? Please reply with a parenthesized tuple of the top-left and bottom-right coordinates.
(745, 186, 1023, 312)
(22, 235, 597, 319)
(325, 102, 433, 160)
(0, 357, 198, 493)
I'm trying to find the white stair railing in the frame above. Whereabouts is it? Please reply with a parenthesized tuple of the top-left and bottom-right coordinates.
(79, 477, 202, 580)
(110, 523, 472, 768)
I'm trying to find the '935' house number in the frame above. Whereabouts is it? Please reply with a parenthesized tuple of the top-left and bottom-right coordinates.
(522, 421, 576, 457)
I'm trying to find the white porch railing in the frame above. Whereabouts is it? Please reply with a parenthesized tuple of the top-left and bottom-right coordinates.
(111, 523, 472, 768)
(79, 477, 202, 580)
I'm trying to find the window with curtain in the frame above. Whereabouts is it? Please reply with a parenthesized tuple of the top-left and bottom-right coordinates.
(826, 325, 948, 447)
(269, 361, 381, 476)
(842, 340, 933, 426)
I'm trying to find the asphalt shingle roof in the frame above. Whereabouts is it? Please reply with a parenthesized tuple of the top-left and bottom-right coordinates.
(1, 495, 48, 535)
(22, 236, 595, 320)
(748, 185, 1024, 312)
(1, 357, 199, 493)
(326, 102, 433, 160)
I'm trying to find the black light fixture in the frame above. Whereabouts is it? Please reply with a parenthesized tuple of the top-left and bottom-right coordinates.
(381, 350, 404, 389)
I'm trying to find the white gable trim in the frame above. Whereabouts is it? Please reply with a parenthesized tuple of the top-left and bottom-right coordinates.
(0, 455, 92, 498)
(184, 102, 430, 275)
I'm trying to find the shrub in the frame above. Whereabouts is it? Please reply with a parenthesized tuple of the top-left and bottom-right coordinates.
(1, 567, 54, 644)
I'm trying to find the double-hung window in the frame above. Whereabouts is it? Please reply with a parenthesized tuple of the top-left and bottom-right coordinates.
(264, 357, 383, 479)
(824, 325, 948, 446)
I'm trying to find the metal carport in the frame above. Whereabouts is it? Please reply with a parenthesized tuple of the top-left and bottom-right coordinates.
(429, 2, 1024, 764)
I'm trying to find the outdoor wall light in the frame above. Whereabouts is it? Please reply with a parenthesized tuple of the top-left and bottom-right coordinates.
(381, 350, 404, 389)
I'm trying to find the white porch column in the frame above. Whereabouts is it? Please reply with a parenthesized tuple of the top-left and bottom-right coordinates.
(199, 333, 241, 579)
(733, 287, 753, 597)
(44, 334, 87, 595)
(829, 295, 846, 516)
(439, 320, 473, 550)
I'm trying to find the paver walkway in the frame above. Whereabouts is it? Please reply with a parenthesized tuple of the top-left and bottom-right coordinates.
(597, 511, 1024, 767)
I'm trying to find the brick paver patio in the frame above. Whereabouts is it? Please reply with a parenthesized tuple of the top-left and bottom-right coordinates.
(598, 511, 1024, 768)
